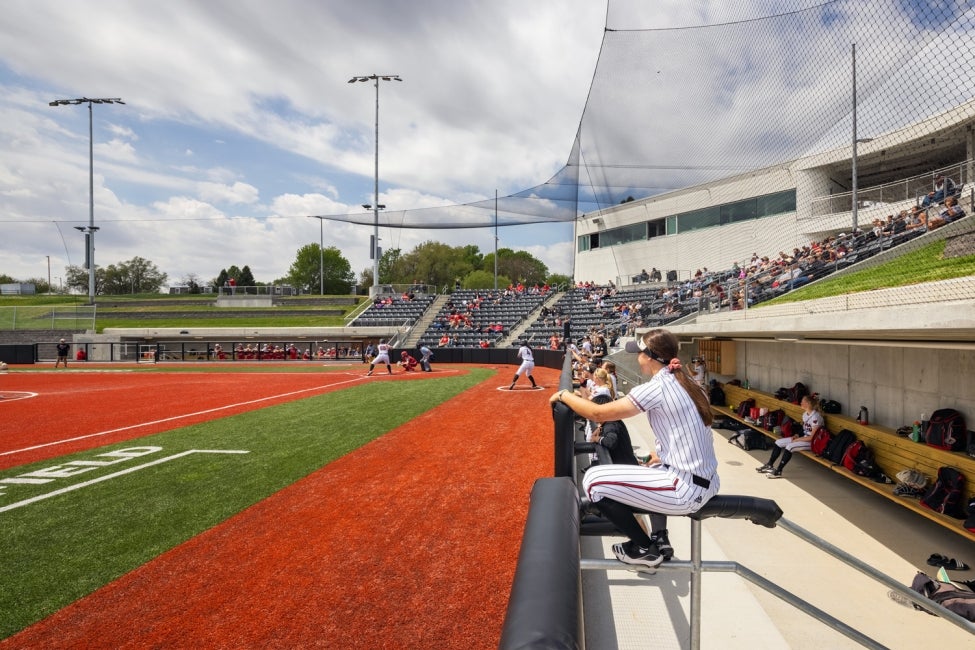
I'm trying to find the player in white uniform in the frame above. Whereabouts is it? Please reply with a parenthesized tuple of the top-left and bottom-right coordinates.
(366, 339, 393, 376)
(550, 329, 719, 568)
(508, 341, 537, 390)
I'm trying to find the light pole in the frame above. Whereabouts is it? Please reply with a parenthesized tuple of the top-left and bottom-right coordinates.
(307, 215, 326, 294)
(851, 44, 860, 234)
(348, 74, 401, 294)
(49, 97, 125, 304)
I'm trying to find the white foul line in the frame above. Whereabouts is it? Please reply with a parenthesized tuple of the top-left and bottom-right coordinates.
(0, 376, 368, 458)
(0, 449, 249, 514)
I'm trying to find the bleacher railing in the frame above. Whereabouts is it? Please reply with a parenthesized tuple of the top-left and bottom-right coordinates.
(808, 161, 971, 219)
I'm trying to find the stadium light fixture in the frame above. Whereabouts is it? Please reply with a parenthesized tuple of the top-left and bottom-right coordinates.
(49, 97, 125, 304)
(349, 74, 402, 293)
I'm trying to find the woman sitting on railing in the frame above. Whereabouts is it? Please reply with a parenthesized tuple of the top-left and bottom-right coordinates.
(551, 329, 719, 568)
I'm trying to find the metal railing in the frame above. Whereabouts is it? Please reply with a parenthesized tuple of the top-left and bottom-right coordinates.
(809, 160, 971, 219)
(0, 305, 97, 331)
(579, 511, 975, 649)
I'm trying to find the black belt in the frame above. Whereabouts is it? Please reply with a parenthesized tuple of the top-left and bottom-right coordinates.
(663, 464, 711, 489)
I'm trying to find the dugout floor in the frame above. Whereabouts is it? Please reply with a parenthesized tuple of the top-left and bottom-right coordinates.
(582, 413, 974, 648)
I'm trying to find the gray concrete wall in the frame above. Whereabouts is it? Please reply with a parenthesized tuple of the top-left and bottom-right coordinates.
(734, 340, 975, 429)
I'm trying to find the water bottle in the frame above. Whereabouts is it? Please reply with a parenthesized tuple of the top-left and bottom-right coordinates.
(743, 378, 750, 389)
(857, 406, 869, 425)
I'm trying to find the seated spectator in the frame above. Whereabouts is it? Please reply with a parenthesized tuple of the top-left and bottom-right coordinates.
(591, 335, 607, 363)
(939, 195, 966, 223)
(438, 334, 450, 347)
(904, 207, 927, 230)
(479, 339, 490, 348)
(920, 173, 957, 207)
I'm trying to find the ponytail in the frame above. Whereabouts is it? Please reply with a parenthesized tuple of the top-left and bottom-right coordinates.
(641, 329, 713, 426)
(593, 367, 616, 400)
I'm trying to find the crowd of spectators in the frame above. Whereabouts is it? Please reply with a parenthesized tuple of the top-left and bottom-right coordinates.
(417, 284, 549, 349)
(524, 177, 968, 349)
(227, 343, 360, 360)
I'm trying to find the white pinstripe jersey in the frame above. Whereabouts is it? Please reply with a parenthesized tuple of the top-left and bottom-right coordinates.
(626, 370, 718, 481)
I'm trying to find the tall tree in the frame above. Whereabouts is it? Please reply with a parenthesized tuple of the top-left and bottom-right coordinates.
(288, 244, 355, 294)
(65, 265, 104, 295)
(482, 248, 548, 286)
(238, 265, 256, 289)
(99, 257, 168, 294)
(397, 241, 474, 289)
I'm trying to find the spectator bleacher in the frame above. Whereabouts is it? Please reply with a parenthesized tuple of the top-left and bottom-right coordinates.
(351, 293, 437, 327)
(521, 194, 970, 346)
(415, 289, 547, 349)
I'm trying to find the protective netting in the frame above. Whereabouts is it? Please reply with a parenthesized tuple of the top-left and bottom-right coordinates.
(315, 0, 975, 231)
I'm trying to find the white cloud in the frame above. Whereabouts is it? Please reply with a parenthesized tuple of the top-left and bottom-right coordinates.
(2, 0, 963, 288)
(197, 181, 259, 205)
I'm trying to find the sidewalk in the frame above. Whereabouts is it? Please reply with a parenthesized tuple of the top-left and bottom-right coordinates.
(581, 416, 974, 648)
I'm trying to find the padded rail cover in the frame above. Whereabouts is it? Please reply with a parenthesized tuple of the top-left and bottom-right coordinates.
(688, 494, 783, 527)
(499, 477, 582, 650)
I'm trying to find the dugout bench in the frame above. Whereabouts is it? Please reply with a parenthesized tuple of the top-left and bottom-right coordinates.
(714, 382, 975, 543)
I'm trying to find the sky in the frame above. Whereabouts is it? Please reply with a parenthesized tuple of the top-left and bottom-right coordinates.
(5, 1, 971, 292)
(0, 0, 609, 289)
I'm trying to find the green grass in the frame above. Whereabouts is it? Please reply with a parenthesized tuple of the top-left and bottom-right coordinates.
(0, 294, 362, 331)
(760, 239, 975, 305)
(0, 369, 491, 639)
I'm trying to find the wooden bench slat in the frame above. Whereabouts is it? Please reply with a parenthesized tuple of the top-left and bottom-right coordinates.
(714, 384, 975, 542)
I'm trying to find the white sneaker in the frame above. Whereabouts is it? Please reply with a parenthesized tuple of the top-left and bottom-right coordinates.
(612, 541, 664, 568)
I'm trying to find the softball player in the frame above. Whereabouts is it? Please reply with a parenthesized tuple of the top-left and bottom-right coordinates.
(756, 393, 822, 478)
(550, 329, 719, 568)
(508, 341, 537, 390)
(366, 340, 392, 376)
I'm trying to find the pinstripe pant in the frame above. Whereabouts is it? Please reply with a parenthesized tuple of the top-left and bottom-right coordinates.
(583, 463, 719, 516)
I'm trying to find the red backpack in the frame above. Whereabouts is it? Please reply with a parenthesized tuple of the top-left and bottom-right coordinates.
(841, 440, 868, 471)
(810, 428, 832, 456)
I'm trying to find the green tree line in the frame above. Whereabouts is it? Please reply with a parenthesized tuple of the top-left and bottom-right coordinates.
(2, 241, 570, 296)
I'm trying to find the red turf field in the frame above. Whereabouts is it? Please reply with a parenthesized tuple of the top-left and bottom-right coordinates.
(0, 364, 558, 648)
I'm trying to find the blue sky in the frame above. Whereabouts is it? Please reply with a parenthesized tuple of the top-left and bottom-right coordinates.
(0, 0, 608, 288)
(7, 1, 966, 290)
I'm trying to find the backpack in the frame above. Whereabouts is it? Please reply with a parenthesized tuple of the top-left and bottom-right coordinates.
(810, 428, 832, 456)
(729, 426, 770, 451)
(709, 381, 726, 407)
(761, 409, 786, 431)
(787, 382, 809, 405)
(774, 386, 790, 400)
(778, 418, 795, 438)
(852, 453, 888, 483)
(821, 399, 842, 414)
(920, 466, 967, 519)
(841, 440, 870, 471)
(824, 429, 857, 464)
(735, 399, 756, 419)
(910, 572, 975, 622)
(924, 409, 967, 452)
